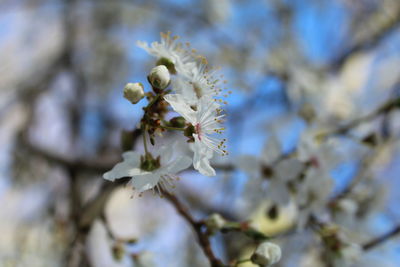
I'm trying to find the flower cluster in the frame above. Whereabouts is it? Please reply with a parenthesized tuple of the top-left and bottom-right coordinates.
(103, 32, 229, 195)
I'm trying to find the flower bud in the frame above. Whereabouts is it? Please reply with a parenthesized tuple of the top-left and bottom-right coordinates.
(251, 242, 281, 266)
(123, 83, 144, 104)
(156, 57, 177, 74)
(169, 116, 186, 128)
(205, 213, 226, 234)
(149, 65, 170, 89)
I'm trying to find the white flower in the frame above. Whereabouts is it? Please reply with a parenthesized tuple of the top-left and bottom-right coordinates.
(175, 57, 226, 106)
(249, 200, 298, 237)
(137, 32, 194, 74)
(265, 158, 304, 205)
(163, 94, 227, 176)
(103, 143, 191, 194)
(149, 65, 170, 89)
(251, 241, 281, 266)
(296, 168, 333, 229)
(237, 135, 282, 180)
(297, 129, 339, 171)
(238, 136, 304, 205)
(123, 82, 144, 104)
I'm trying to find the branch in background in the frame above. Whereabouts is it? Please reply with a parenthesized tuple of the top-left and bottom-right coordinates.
(22, 135, 114, 173)
(162, 190, 225, 267)
(321, 95, 400, 137)
(330, 6, 400, 71)
(363, 224, 400, 250)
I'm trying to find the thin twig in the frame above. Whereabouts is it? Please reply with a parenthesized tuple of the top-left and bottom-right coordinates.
(321, 96, 400, 137)
(363, 224, 400, 250)
(162, 190, 225, 267)
(330, 7, 400, 71)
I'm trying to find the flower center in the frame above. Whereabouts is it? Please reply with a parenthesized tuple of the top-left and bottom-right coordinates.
(140, 153, 161, 171)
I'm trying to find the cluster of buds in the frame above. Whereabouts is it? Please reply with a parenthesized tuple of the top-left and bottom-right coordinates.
(104, 32, 230, 196)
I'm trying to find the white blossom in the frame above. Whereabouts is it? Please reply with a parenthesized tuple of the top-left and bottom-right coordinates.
(251, 241, 281, 267)
(163, 94, 227, 176)
(238, 136, 304, 205)
(103, 143, 191, 194)
(297, 129, 339, 171)
(249, 200, 298, 236)
(137, 32, 194, 74)
(174, 57, 226, 106)
(296, 168, 333, 229)
(237, 135, 282, 182)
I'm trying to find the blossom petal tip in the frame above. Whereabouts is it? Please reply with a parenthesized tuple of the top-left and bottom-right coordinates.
(102, 172, 115, 182)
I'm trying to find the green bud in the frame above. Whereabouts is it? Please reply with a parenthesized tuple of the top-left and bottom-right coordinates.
(156, 57, 177, 74)
(169, 116, 186, 128)
(184, 124, 195, 138)
(205, 213, 226, 235)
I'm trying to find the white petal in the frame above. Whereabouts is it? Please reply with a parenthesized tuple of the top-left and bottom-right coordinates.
(136, 40, 150, 52)
(165, 155, 192, 174)
(275, 158, 304, 181)
(129, 173, 160, 193)
(266, 180, 290, 205)
(237, 155, 260, 178)
(193, 134, 216, 176)
(103, 152, 144, 181)
(261, 135, 281, 164)
(157, 143, 173, 161)
(103, 162, 144, 181)
(163, 94, 196, 123)
(122, 151, 141, 164)
(196, 95, 220, 124)
(172, 78, 197, 104)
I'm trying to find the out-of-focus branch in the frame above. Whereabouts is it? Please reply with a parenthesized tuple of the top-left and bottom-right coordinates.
(79, 178, 129, 230)
(326, 95, 400, 205)
(330, 6, 400, 71)
(162, 190, 225, 267)
(22, 135, 115, 173)
(321, 95, 400, 137)
(23, 130, 231, 175)
(362, 224, 400, 250)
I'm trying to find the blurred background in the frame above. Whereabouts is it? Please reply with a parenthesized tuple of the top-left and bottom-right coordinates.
(1, 0, 400, 266)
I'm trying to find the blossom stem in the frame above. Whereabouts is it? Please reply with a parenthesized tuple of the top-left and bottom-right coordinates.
(142, 125, 149, 154)
(161, 189, 225, 267)
(145, 93, 161, 110)
(160, 125, 185, 131)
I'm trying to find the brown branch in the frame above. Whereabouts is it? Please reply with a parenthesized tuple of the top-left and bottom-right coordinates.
(162, 190, 225, 267)
(321, 95, 400, 137)
(330, 7, 400, 71)
(21, 132, 119, 173)
(363, 224, 400, 250)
